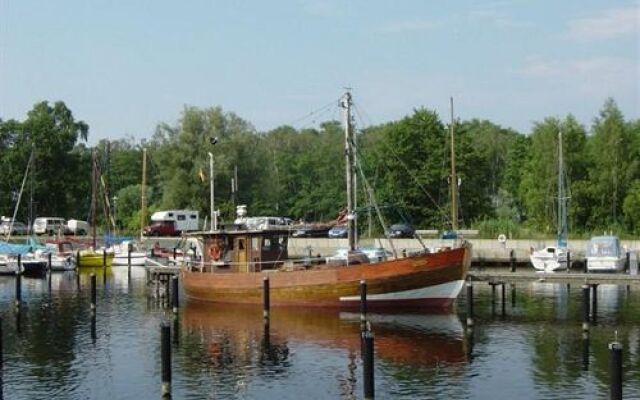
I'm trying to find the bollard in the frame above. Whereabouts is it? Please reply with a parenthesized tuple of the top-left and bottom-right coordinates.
(263, 276, 270, 319)
(171, 276, 179, 314)
(609, 342, 623, 400)
(90, 311, 97, 342)
(567, 251, 571, 271)
(510, 249, 515, 272)
(581, 284, 590, 331)
(127, 246, 132, 269)
(590, 284, 598, 324)
(161, 323, 171, 397)
(466, 281, 474, 327)
(360, 280, 367, 321)
(489, 282, 497, 316)
(90, 273, 97, 310)
(15, 271, 21, 307)
(362, 330, 375, 399)
(102, 249, 107, 268)
(47, 252, 52, 271)
(510, 283, 516, 307)
(500, 282, 506, 317)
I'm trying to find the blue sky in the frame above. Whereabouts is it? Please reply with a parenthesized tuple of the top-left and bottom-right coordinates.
(1, 1, 638, 143)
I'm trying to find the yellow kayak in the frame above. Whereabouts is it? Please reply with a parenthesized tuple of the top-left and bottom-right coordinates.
(77, 249, 114, 267)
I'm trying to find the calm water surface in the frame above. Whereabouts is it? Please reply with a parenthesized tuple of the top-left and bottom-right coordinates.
(0, 267, 638, 399)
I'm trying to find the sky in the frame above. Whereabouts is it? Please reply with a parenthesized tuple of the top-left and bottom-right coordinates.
(1, 1, 638, 144)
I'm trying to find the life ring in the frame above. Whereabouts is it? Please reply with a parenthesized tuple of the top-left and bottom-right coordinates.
(209, 244, 222, 261)
(498, 234, 507, 243)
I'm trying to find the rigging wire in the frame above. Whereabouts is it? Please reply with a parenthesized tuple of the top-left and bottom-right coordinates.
(351, 103, 451, 227)
(287, 97, 343, 129)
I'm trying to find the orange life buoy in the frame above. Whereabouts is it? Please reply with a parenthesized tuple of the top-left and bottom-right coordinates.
(209, 243, 222, 261)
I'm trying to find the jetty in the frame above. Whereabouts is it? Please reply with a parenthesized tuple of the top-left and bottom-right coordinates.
(469, 270, 640, 287)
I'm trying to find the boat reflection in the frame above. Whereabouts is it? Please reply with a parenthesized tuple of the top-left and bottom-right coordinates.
(181, 302, 468, 369)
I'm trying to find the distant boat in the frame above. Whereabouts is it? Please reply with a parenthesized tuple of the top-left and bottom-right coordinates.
(181, 92, 471, 310)
(586, 236, 626, 272)
(530, 130, 569, 272)
(77, 248, 114, 267)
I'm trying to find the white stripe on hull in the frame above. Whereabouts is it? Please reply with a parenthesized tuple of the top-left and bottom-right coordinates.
(339, 280, 465, 302)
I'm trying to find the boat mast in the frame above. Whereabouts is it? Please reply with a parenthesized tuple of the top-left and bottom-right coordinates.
(140, 148, 147, 241)
(91, 149, 97, 248)
(341, 91, 356, 252)
(450, 97, 458, 231)
(557, 130, 567, 248)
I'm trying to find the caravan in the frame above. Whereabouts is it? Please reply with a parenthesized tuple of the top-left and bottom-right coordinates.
(143, 210, 199, 236)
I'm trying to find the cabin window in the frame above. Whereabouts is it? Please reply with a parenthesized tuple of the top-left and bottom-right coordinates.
(168, 213, 174, 217)
(238, 239, 245, 250)
(252, 237, 260, 251)
(190, 215, 196, 219)
(177, 215, 186, 221)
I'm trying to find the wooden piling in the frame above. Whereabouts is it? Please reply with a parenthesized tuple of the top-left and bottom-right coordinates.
(47, 252, 52, 271)
(510, 249, 516, 272)
(609, 342, 623, 400)
(90, 273, 97, 310)
(263, 276, 270, 320)
(510, 283, 516, 307)
(590, 284, 598, 323)
(362, 330, 375, 399)
(171, 276, 179, 314)
(161, 323, 171, 397)
(581, 284, 590, 331)
(102, 249, 106, 268)
(500, 282, 506, 317)
(360, 280, 367, 321)
(14, 271, 21, 308)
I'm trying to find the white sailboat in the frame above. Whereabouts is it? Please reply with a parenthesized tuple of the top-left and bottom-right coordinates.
(530, 130, 569, 272)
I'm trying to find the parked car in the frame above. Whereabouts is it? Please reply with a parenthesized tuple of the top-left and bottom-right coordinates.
(325, 247, 393, 264)
(327, 224, 348, 238)
(65, 219, 90, 235)
(291, 225, 331, 238)
(0, 221, 28, 235)
(143, 221, 178, 237)
(386, 223, 415, 238)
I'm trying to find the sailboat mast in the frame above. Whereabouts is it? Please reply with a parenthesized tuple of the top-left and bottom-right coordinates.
(91, 149, 97, 248)
(557, 130, 567, 248)
(341, 91, 356, 251)
(450, 97, 458, 231)
(140, 148, 147, 241)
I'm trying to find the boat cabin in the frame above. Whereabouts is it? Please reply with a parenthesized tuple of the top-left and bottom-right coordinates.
(199, 228, 289, 273)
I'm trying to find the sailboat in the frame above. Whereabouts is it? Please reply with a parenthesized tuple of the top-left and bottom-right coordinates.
(529, 130, 569, 272)
(78, 149, 114, 267)
(181, 92, 472, 309)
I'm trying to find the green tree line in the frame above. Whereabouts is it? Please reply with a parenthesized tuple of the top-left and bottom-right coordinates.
(1, 98, 639, 237)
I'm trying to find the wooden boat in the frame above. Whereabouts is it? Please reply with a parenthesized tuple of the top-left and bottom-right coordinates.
(182, 91, 472, 310)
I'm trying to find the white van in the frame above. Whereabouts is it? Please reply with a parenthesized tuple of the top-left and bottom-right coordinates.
(65, 219, 90, 235)
(33, 217, 66, 235)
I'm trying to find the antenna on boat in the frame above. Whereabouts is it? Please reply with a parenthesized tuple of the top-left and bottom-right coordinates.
(340, 91, 357, 252)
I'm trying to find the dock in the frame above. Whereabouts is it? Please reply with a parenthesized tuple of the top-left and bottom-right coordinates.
(469, 270, 640, 287)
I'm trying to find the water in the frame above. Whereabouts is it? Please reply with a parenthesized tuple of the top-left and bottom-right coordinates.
(1, 268, 638, 399)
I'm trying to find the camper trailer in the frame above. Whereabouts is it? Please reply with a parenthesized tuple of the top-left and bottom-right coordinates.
(144, 210, 199, 236)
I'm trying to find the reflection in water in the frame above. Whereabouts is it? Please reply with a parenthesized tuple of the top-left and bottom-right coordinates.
(179, 302, 468, 398)
(0, 273, 638, 399)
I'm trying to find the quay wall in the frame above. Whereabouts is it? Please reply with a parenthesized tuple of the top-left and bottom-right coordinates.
(287, 238, 640, 262)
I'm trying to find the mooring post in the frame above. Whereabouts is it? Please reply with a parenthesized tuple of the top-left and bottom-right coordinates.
(510, 249, 516, 272)
(500, 282, 506, 317)
(360, 280, 367, 324)
(173, 247, 177, 261)
(489, 282, 497, 316)
(510, 283, 516, 307)
(609, 341, 623, 400)
(362, 330, 375, 400)
(625, 251, 630, 273)
(161, 322, 171, 397)
(583, 259, 588, 274)
(581, 284, 590, 331)
(102, 249, 106, 268)
(90, 273, 97, 310)
(263, 276, 270, 320)
(466, 281, 474, 327)
(171, 276, 179, 314)
(17, 254, 21, 274)
(90, 311, 97, 342)
(15, 271, 21, 308)
(590, 284, 598, 323)
(76, 250, 81, 268)
(47, 252, 52, 271)
(567, 251, 571, 271)
(127, 246, 132, 269)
